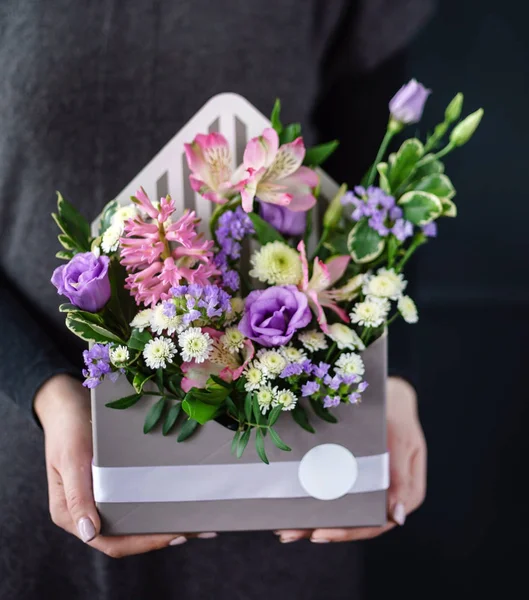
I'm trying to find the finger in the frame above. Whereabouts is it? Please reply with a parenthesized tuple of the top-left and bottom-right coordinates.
(273, 529, 311, 543)
(47, 463, 75, 533)
(408, 440, 427, 512)
(387, 443, 414, 525)
(310, 523, 395, 543)
(62, 456, 101, 543)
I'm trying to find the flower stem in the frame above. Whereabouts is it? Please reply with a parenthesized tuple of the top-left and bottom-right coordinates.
(364, 125, 397, 188)
(395, 234, 426, 273)
(386, 312, 400, 327)
(311, 227, 329, 260)
(325, 342, 337, 363)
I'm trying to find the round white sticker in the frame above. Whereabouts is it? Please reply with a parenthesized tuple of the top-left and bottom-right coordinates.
(298, 444, 358, 500)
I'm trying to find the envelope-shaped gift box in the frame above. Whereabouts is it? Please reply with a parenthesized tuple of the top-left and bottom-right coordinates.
(91, 94, 389, 535)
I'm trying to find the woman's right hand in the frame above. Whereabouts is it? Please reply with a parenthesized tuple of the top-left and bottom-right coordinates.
(34, 374, 214, 557)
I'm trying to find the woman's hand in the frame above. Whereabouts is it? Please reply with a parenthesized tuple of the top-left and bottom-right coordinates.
(276, 376, 427, 543)
(35, 374, 215, 557)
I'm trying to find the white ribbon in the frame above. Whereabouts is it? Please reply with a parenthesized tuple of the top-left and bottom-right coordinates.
(93, 452, 389, 503)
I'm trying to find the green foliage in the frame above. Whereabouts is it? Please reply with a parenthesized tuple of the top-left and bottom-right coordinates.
(292, 404, 315, 433)
(248, 213, 285, 244)
(143, 397, 166, 433)
(127, 328, 153, 351)
(388, 139, 424, 189)
(255, 429, 269, 464)
(269, 428, 291, 451)
(133, 371, 154, 393)
(309, 398, 338, 423)
(412, 174, 455, 199)
(177, 418, 199, 442)
(279, 123, 301, 144)
(52, 192, 91, 255)
(270, 99, 283, 134)
(347, 218, 385, 264)
(65, 313, 125, 344)
(236, 428, 252, 458)
(303, 140, 339, 167)
(162, 403, 182, 435)
(105, 393, 141, 409)
(98, 199, 119, 235)
(377, 163, 391, 194)
(398, 191, 443, 226)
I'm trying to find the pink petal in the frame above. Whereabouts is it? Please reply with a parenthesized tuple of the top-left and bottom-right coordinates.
(309, 258, 331, 292)
(132, 187, 159, 220)
(319, 294, 350, 324)
(266, 137, 305, 181)
(325, 255, 350, 286)
(287, 193, 317, 212)
(307, 289, 329, 334)
(243, 128, 279, 170)
(282, 166, 319, 189)
(296, 241, 310, 291)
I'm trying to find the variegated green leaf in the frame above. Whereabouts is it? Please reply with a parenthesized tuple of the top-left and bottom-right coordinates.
(58, 234, 77, 250)
(347, 218, 385, 264)
(412, 155, 445, 181)
(377, 162, 391, 194)
(65, 314, 125, 344)
(388, 138, 424, 188)
(441, 197, 457, 217)
(98, 199, 119, 235)
(413, 174, 455, 200)
(398, 191, 443, 226)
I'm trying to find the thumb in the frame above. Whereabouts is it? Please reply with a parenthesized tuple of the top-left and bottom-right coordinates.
(62, 456, 101, 543)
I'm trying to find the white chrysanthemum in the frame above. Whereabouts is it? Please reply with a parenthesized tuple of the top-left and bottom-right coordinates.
(101, 223, 122, 253)
(298, 330, 328, 353)
(280, 345, 307, 364)
(109, 345, 130, 366)
(256, 349, 287, 377)
(398, 295, 419, 324)
(249, 241, 302, 285)
(112, 204, 138, 225)
(220, 327, 245, 353)
(362, 268, 407, 300)
(275, 389, 298, 411)
(244, 363, 267, 391)
(130, 309, 154, 332)
(225, 297, 245, 324)
(334, 352, 365, 377)
(332, 274, 365, 302)
(178, 327, 213, 364)
(350, 296, 390, 327)
(150, 303, 184, 336)
(256, 384, 278, 414)
(143, 337, 177, 370)
(326, 323, 365, 351)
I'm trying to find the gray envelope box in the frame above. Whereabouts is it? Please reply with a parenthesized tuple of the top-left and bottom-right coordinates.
(91, 333, 387, 535)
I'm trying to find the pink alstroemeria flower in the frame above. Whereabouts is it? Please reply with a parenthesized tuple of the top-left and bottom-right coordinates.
(297, 240, 350, 334)
(184, 132, 241, 205)
(181, 328, 254, 392)
(240, 128, 318, 213)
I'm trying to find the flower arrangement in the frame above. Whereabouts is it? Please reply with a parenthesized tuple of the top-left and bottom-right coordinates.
(51, 80, 483, 463)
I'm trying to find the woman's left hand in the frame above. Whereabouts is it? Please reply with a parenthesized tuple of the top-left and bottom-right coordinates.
(276, 376, 427, 543)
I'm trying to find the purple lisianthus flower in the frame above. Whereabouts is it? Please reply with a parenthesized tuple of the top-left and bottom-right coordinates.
(392, 218, 414, 242)
(389, 79, 431, 125)
(301, 381, 320, 397)
(259, 202, 306, 237)
(238, 285, 311, 347)
(422, 222, 438, 237)
(323, 395, 341, 408)
(52, 252, 111, 312)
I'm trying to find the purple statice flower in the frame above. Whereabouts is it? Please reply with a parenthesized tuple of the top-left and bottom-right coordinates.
(186, 297, 196, 310)
(313, 361, 331, 379)
(259, 202, 306, 237)
(280, 363, 303, 378)
(301, 381, 320, 397)
(357, 381, 369, 393)
(215, 208, 253, 292)
(187, 284, 204, 298)
(342, 374, 360, 385)
(170, 285, 188, 297)
(392, 218, 414, 241)
(324, 374, 343, 391)
(389, 206, 403, 221)
(182, 309, 201, 326)
(162, 300, 176, 317)
(422, 222, 438, 237)
(348, 392, 361, 404)
(323, 395, 341, 408)
(82, 343, 112, 388)
(368, 210, 390, 236)
(301, 359, 314, 375)
(344, 187, 395, 233)
(389, 79, 431, 125)
(222, 269, 240, 292)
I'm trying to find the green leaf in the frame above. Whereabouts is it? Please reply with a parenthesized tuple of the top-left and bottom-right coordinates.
(255, 429, 269, 464)
(58, 234, 78, 251)
(248, 213, 285, 245)
(162, 403, 182, 435)
(252, 395, 264, 425)
(441, 197, 457, 217)
(65, 314, 124, 344)
(143, 397, 166, 433)
(279, 123, 301, 144)
(347, 218, 385, 264)
(105, 393, 141, 409)
(388, 139, 424, 189)
(156, 368, 164, 393)
(267, 405, 282, 427)
(230, 430, 241, 455)
(167, 374, 183, 397)
(108, 259, 136, 328)
(309, 398, 338, 423)
(244, 392, 253, 423)
(127, 328, 153, 351)
(270, 99, 283, 134)
(59, 303, 79, 313)
(133, 371, 154, 393)
(292, 405, 315, 433)
(182, 396, 221, 424)
(303, 140, 339, 167)
(303, 208, 313, 248)
(56, 249, 74, 260)
(269, 428, 291, 452)
(398, 191, 443, 226)
(412, 174, 455, 199)
(98, 199, 119, 236)
(208, 374, 231, 389)
(236, 428, 252, 458)
(177, 418, 199, 442)
(190, 386, 229, 404)
(412, 156, 445, 180)
(377, 163, 391, 194)
(56, 192, 91, 251)
(225, 396, 239, 419)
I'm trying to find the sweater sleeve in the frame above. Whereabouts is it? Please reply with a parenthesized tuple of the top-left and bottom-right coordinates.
(0, 275, 81, 418)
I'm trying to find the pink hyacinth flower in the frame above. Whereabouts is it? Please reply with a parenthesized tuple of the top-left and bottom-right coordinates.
(181, 328, 254, 392)
(119, 188, 219, 306)
(297, 240, 350, 333)
(240, 127, 318, 213)
(184, 132, 241, 205)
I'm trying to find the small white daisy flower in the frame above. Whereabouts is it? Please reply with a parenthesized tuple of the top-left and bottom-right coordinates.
(112, 204, 138, 225)
(362, 268, 407, 300)
(178, 327, 213, 364)
(150, 303, 184, 336)
(256, 349, 287, 377)
(101, 223, 122, 254)
(225, 297, 245, 324)
(280, 345, 307, 364)
(143, 337, 177, 370)
(220, 327, 245, 353)
(398, 295, 419, 324)
(249, 241, 302, 286)
(334, 352, 365, 377)
(243, 363, 267, 391)
(275, 389, 298, 411)
(130, 309, 154, 332)
(298, 330, 328, 353)
(350, 296, 390, 328)
(256, 384, 278, 414)
(109, 345, 130, 366)
(326, 323, 365, 351)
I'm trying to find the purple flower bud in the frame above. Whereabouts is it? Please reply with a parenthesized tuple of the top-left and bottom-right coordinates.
(422, 222, 438, 238)
(389, 79, 431, 125)
(259, 202, 307, 237)
(51, 252, 111, 312)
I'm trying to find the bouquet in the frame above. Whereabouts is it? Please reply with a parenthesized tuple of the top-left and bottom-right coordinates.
(51, 80, 483, 465)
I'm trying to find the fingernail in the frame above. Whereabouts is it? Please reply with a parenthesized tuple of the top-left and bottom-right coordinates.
(169, 536, 187, 546)
(273, 531, 281, 535)
(392, 502, 406, 526)
(197, 532, 217, 539)
(311, 538, 330, 544)
(77, 517, 96, 543)
(279, 536, 300, 543)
